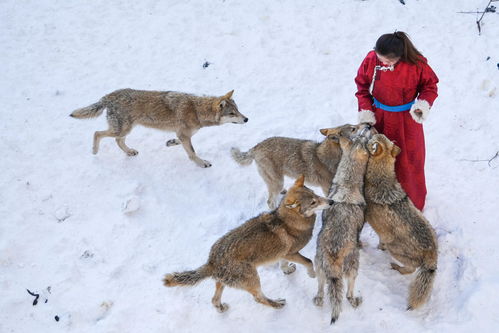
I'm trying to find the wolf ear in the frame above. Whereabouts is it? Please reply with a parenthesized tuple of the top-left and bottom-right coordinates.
(370, 142, 383, 156)
(327, 135, 340, 143)
(285, 201, 299, 209)
(320, 128, 328, 136)
(222, 90, 234, 100)
(391, 144, 401, 158)
(294, 175, 305, 187)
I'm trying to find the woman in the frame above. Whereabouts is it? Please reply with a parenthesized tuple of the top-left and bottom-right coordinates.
(355, 31, 439, 210)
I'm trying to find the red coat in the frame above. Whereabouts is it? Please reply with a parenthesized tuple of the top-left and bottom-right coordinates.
(355, 51, 439, 210)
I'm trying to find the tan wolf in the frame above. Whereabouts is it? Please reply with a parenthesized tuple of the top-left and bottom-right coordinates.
(313, 134, 369, 324)
(230, 123, 374, 209)
(364, 134, 438, 310)
(70, 89, 248, 167)
(163, 175, 332, 312)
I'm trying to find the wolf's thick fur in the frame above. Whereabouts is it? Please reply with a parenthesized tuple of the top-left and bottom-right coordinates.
(365, 134, 438, 310)
(163, 176, 333, 312)
(231, 123, 373, 209)
(313, 135, 369, 324)
(71, 89, 248, 167)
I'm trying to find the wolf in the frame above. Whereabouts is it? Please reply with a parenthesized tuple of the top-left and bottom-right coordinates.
(313, 134, 369, 324)
(163, 175, 332, 312)
(364, 134, 438, 310)
(70, 89, 248, 168)
(231, 123, 374, 209)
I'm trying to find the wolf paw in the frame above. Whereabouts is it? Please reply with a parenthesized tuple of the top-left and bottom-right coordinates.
(313, 296, 324, 307)
(215, 303, 229, 313)
(307, 268, 316, 278)
(347, 296, 363, 308)
(127, 149, 139, 156)
(196, 159, 212, 168)
(390, 262, 415, 275)
(270, 298, 286, 309)
(166, 139, 180, 147)
(281, 262, 296, 275)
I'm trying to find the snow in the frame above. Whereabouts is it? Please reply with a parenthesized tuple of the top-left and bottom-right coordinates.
(1, 0, 498, 332)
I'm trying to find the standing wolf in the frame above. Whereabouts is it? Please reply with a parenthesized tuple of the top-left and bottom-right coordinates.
(231, 123, 373, 209)
(70, 89, 248, 167)
(364, 134, 438, 310)
(163, 175, 333, 312)
(313, 134, 369, 324)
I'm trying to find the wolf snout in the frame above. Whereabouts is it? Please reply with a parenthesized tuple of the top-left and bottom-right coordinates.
(328, 199, 334, 205)
(243, 117, 248, 123)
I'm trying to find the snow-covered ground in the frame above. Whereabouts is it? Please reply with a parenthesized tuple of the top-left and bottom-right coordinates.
(1, 0, 498, 332)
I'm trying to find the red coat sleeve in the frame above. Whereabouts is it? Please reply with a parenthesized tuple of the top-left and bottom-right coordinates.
(417, 61, 439, 106)
(354, 54, 374, 112)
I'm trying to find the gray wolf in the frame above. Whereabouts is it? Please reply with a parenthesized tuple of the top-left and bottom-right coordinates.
(313, 134, 369, 324)
(364, 134, 438, 310)
(70, 89, 248, 168)
(231, 123, 374, 209)
(163, 175, 332, 312)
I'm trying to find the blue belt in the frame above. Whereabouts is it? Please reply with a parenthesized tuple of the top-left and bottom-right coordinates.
(373, 98, 415, 112)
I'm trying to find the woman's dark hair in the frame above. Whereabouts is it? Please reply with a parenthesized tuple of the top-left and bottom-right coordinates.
(374, 31, 424, 65)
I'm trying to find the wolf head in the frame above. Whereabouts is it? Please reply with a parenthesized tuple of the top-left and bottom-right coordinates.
(338, 135, 369, 166)
(365, 134, 406, 204)
(366, 134, 401, 175)
(213, 90, 248, 124)
(367, 134, 400, 160)
(281, 175, 333, 217)
(319, 122, 375, 143)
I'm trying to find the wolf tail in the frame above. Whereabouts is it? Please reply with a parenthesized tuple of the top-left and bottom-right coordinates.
(163, 264, 213, 287)
(328, 277, 343, 324)
(407, 264, 436, 310)
(70, 101, 105, 119)
(230, 147, 254, 166)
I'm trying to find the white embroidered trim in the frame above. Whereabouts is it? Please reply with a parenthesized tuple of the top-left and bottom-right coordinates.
(410, 99, 431, 123)
(358, 109, 376, 125)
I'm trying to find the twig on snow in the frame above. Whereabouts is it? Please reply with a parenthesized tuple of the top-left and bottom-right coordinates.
(27, 289, 40, 306)
(458, 0, 498, 35)
(460, 151, 499, 167)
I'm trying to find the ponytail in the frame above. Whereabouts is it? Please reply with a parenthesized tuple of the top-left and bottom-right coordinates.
(375, 31, 424, 65)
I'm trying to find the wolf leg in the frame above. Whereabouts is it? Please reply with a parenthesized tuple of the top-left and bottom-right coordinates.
(320, 182, 331, 196)
(391, 262, 416, 275)
(313, 267, 326, 306)
(93, 126, 134, 155)
(256, 163, 283, 209)
(284, 253, 315, 278)
(211, 281, 229, 313)
(116, 137, 138, 156)
(166, 139, 181, 147)
(178, 133, 211, 168)
(105, 110, 136, 156)
(240, 268, 285, 309)
(346, 267, 362, 308)
(93, 130, 114, 154)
